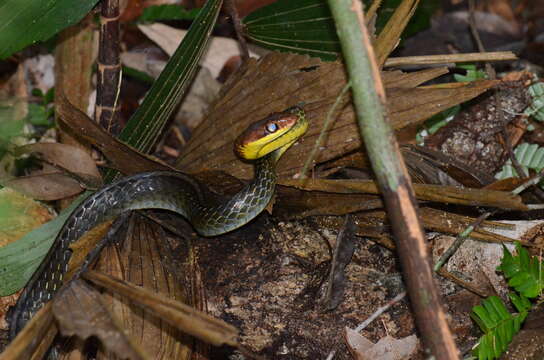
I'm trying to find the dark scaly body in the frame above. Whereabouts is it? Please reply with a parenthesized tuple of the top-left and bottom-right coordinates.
(9, 105, 306, 339)
(9, 155, 276, 338)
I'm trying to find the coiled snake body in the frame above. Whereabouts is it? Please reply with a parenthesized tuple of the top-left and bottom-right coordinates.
(9, 106, 307, 338)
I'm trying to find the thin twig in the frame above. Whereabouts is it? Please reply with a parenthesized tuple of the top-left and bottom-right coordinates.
(512, 170, 544, 195)
(468, 0, 496, 79)
(354, 291, 406, 332)
(300, 82, 351, 179)
(224, 0, 249, 62)
(436, 268, 489, 298)
(434, 210, 493, 272)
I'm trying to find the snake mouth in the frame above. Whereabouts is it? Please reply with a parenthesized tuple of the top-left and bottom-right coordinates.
(234, 106, 307, 160)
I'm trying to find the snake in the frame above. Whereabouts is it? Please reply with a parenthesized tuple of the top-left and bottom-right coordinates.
(9, 105, 307, 338)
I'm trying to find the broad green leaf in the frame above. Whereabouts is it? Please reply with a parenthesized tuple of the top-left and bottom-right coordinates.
(243, 0, 340, 61)
(25, 103, 52, 127)
(243, 0, 437, 62)
(0, 0, 99, 59)
(509, 293, 531, 313)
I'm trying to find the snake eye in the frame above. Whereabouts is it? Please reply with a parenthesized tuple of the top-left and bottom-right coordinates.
(266, 123, 278, 133)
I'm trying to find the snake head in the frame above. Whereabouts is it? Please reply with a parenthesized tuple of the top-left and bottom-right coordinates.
(234, 106, 307, 161)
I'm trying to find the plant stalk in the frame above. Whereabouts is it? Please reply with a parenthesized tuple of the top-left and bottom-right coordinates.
(327, 1, 459, 358)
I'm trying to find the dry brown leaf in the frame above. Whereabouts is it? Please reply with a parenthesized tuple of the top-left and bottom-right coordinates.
(56, 93, 174, 175)
(1, 142, 102, 200)
(4, 173, 84, 201)
(65, 220, 114, 282)
(275, 187, 383, 218)
(176, 52, 497, 179)
(92, 215, 194, 360)
(84, 270, 239, 348)
(138, 23, 257, 78)
(52, 280, 149, 360)
(279, 178, 527, 210)
(345, 327, 418, 360)
(17, 143, 101, 180)
(374, 0, 420, 66)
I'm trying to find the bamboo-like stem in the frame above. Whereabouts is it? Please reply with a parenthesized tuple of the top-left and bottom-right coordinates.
(95, 0, 122, 135)
(327, 1, 459, 358)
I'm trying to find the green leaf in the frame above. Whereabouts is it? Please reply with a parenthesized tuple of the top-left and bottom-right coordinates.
(25, 103, 52, 126)
(0, 103, 25, 141)
(509, 293, 531, 313)
(138, 4, 200, 22)
(471, 295, 529, 359)
(416, 105, 459, 144)
(453, 64, 488, 82)
(0, 0, 100, 59)
(44, 87, 55, 105)
(495, 142, 544, 180)
(498, 243, 544, 298)
(525, 81, 544, 122)
(243, 0, 437, 62)
(122, 65, 155, 85)
(243, 0, 340, 61)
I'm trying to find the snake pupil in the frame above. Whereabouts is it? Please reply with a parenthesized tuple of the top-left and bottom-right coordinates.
(266, 123, 278, 133)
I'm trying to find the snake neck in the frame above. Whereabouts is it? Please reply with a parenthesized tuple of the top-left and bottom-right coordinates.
(191, 152, 278, 236)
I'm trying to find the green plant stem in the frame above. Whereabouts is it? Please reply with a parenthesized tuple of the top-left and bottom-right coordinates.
(327, 1, 459, 358)
(300, 82, 351, 179)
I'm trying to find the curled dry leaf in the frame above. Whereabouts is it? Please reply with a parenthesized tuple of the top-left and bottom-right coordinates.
(344, 327, 418, 360)
(52, 279, 149, 360)
(2, 143, 102, 200)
